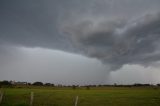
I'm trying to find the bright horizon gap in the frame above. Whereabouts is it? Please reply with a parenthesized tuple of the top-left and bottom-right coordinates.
(0, 46, 160, 85)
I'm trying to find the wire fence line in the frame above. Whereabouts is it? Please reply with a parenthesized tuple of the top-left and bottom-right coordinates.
(0, 90, 80, 106)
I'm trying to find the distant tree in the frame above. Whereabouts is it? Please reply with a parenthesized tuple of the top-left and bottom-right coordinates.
(72, 85, 76, 90)
(32, 82, 43, 86)
(45, 83, 54, 86)
(86, 86, 90, 90)
(0, 80, 12, 88)
(27, 83, 31, 85)
(0, 80, 12, 85)
(133, 83, 150, 87)
(157, 84, 160, 86)
(98, 85, 102, 87)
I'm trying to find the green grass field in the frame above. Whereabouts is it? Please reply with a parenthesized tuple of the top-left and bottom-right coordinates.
(1, 86, 160, 106)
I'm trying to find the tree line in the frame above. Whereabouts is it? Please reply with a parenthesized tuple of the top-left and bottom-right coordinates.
(1, 80, 160, 88)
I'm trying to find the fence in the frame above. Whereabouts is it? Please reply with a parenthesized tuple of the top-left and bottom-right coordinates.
(30, 92, 34, 106)
(74, 96, 79, 106)
(0, 91, 79, 106)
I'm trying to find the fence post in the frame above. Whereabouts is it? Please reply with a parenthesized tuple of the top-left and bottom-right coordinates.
(30, 92, 34, 106)
(74, 96, 78, 106)
(0, 91, 3, 104)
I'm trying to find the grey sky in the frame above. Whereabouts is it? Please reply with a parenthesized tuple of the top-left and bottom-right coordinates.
(0, 0, 160, 85)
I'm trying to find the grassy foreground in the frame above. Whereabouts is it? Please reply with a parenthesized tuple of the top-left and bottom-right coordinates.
(1, 86, 160, 106)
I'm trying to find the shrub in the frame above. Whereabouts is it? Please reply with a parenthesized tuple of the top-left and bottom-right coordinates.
(32, 82, 43, 86)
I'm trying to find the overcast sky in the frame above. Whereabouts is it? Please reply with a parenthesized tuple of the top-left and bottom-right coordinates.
(0, 0, 160, 85)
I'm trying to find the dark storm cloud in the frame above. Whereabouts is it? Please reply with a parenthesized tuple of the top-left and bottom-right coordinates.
(0, 0, 160, 70)
(0, 0, 70, 49)
(64, 12, 160, 70)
